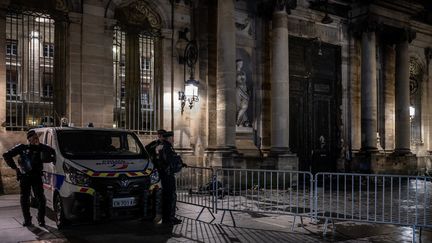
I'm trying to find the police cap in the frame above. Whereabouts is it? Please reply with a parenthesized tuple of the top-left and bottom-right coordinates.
(162, 131, 174, 138)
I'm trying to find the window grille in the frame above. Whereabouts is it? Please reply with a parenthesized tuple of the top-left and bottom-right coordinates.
(113, 26, 160, 132)
(5, 10, 55, 130)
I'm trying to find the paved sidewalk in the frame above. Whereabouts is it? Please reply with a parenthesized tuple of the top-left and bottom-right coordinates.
(0, 194, 431, 242)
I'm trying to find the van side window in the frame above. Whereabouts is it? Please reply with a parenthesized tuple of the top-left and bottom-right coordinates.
(127, 134, 141, 154)
(36, 132, 45, 144)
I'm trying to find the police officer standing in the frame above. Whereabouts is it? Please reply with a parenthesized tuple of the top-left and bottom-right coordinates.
(145, 129, 166, 169)
(2, 130, 55, 227)
(157, 131, 186, 225)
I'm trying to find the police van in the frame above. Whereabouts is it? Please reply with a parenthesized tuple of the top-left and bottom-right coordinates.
(33, 127, 160, 228)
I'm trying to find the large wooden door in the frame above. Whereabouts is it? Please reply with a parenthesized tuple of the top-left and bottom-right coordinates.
(289, 36, 341, 172)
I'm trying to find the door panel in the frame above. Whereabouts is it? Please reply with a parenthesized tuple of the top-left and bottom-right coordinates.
(289, 36, 341, 172)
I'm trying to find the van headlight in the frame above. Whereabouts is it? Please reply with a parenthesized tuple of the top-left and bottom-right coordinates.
(63, 163, 91, 187)
(150, 169, 160, 184)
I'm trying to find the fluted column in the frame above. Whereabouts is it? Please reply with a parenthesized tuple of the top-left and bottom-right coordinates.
(394, 40, 411, 154)
(360, 29, 378, 152)
(216, 0, 236, 150)
(270, 9, 290, 154)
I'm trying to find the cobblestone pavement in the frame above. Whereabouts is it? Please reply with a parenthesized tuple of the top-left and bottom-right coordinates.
(1, 194, 431, 242)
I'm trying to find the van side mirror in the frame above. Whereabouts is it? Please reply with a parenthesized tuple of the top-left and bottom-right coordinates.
(41, 150, 56, 164)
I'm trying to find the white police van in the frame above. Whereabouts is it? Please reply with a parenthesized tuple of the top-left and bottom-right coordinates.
(34, 127, 160, 228)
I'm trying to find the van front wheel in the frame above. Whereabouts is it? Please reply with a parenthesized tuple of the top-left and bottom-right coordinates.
(54, 194, 68, 229)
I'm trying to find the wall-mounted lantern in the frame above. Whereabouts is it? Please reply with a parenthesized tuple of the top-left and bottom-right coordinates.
(176, 28, 199, 114)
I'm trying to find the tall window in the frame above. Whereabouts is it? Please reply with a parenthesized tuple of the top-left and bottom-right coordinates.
(5, 10, 55, 129)
(43, 43, 54, 58)
(6, 40, 17, 56)
(113, 26, 160, 132)
(42, 72, 53, 99)
(6, 69, 18, 96)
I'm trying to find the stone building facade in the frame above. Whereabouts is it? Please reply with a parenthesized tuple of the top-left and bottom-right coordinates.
(0, 0, 431, 193)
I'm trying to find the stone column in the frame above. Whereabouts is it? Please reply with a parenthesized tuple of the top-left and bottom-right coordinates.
(54, 19, 68, 124)
(125, 31, 141, 130)
(270, 9, 290, 154)
(383, 44, 395, 151)
(360, 29, 378, 152)
(266, 3, 298, 171)
(205, 0, 236, 167)
(216, 0, 236, 150)
(67, 13, 82, 126)
(394, 39, 411, 154)
(0, 10, 6, 130)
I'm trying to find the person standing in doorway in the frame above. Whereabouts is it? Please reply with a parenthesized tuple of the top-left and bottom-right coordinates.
(2, 130, 55, 227)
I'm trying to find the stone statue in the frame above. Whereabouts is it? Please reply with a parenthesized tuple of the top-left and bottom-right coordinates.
(236, 59, 250, 127)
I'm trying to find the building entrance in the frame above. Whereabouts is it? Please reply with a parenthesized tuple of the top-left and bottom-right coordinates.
(289, 36, 342, 173)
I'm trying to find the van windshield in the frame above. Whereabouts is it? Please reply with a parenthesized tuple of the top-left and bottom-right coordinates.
(57, 130, 148, 160)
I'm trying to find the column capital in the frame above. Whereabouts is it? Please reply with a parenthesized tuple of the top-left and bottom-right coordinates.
(397, 28, 416, 43)
(258, 0, 296, 19)
(274, 0, 297, 14)
(424, 47, 432, 63)
(349, 19, 381, 38)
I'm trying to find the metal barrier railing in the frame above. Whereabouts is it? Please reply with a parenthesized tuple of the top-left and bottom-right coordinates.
(214, 168, 314, 227)
(314, 172, 432, 240)
(176, 166, 216, 222)
(174, 167, 431, 242)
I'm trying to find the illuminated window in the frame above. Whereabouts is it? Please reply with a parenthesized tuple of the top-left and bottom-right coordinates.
(6, 69, 18, 96)
(6, 40, 18, 56)
(43, 43, 54, 58)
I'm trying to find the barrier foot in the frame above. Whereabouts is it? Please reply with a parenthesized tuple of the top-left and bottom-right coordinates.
(196, 207, 216, 224)
(291, 215, 297, 231)
(419, 227, 422, 242)
(300, 216, 304, 228)
(229, 211, 237, 228)
(220, 210, 226, 224)
(323, 218, 329, 236)
(412, 225, 416, 243)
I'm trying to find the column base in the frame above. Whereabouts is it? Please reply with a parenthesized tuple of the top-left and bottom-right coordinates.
(392, 148, 411, 156)
(204, 146, 238, 168)
(265, 148, 298, 171)
(352, 151, 417, 174)
(360, 146, 379, 153)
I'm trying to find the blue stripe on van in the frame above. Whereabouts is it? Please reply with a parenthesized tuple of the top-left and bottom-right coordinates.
(54, 174, 65, 190)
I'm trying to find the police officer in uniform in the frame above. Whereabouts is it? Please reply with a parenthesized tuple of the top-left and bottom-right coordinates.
(145, 129, 166, 169)
(2, 130, 55, 227)
(157, 131, 186, 225)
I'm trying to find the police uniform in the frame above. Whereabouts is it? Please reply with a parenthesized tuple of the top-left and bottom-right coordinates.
(159, 131, 184, 225)
(2, 130, 55, 227)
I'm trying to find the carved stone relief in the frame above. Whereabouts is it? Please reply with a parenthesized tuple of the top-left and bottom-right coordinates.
(115, 0, 162, 33)
(235, 10, 255, 38)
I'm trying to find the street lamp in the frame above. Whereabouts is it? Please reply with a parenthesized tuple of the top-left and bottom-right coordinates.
(176, 28, 199, 114)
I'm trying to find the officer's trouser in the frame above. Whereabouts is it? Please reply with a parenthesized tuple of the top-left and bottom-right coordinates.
(160, 173, 176, 221)
(20, 173, 46, 222)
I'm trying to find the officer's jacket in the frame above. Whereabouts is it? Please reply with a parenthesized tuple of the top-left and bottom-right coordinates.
(159, 140, 183, 175)
(2, 144, 55, 175)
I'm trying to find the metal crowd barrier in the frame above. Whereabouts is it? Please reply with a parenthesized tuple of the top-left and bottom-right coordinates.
(214, 168, 314, 228)
(176, 166, 216, 222)
(175, 167, 431, 242)
(314, 172, 432, 241)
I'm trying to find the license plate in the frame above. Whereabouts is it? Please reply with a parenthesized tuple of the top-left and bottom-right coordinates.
(112, 197, 136, 208)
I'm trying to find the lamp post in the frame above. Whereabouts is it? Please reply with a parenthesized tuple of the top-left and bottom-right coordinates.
(176, 28, 199, 114)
